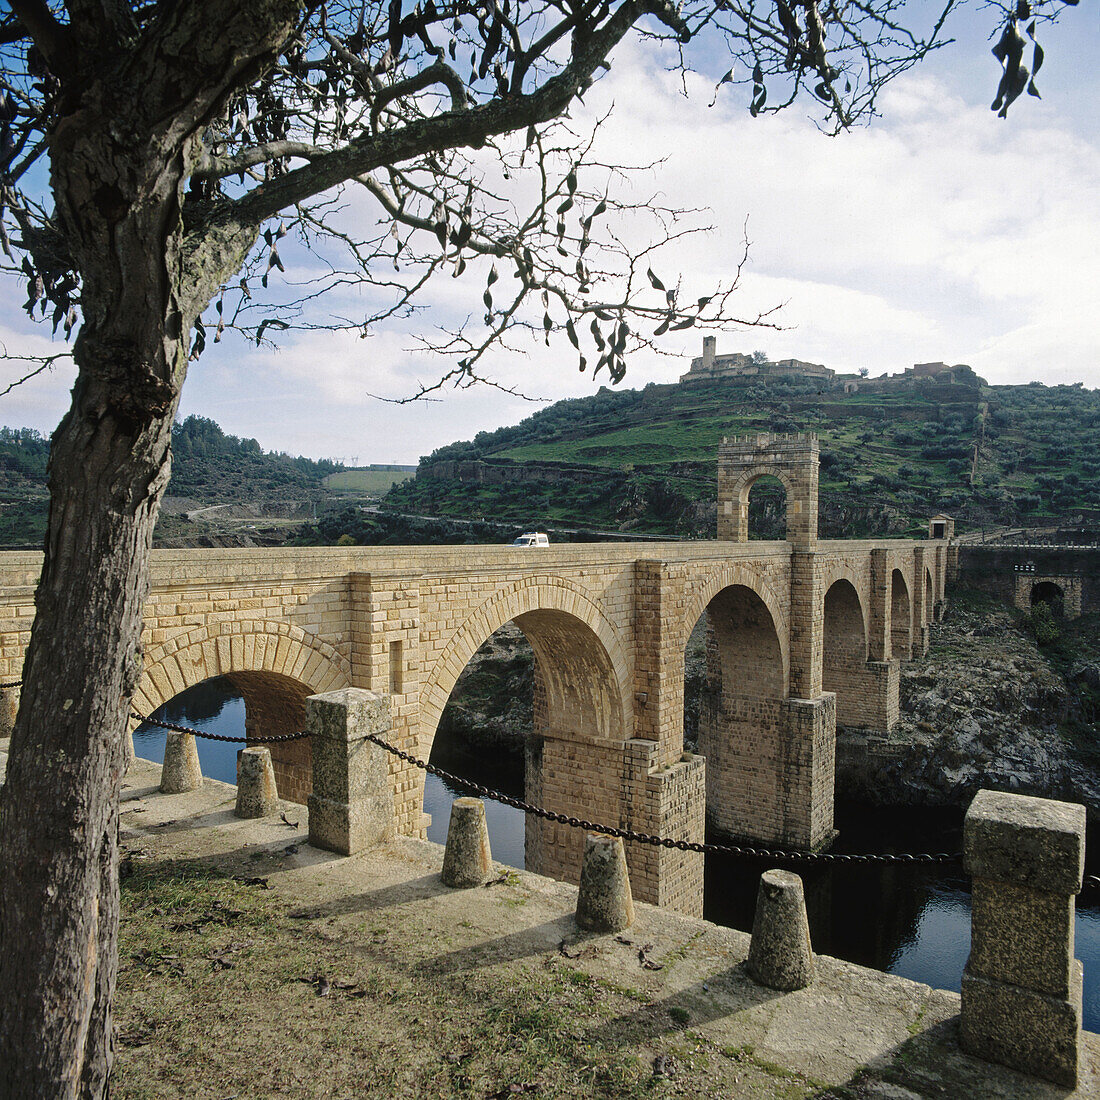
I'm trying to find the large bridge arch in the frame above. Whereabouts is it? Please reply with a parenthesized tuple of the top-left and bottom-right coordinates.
(822, 578, 869, 727)
(135, 621, 351, 803)
(419, 575, 630, 750)
(890, 569, 913, 660)
(678, 563, 790, 694)
(418, 576, 633, 890)
(693, 580, 788, 841)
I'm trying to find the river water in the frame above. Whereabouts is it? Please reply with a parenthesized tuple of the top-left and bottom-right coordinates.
(134, 676, 1100, 1031)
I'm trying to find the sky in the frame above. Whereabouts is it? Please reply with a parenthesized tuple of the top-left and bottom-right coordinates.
(0, 3, 1096, 466)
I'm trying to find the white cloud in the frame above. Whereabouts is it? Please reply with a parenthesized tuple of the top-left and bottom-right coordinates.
(1, 24, 1097, 462)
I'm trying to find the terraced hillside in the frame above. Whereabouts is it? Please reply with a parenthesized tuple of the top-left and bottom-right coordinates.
(379, 374, 1100, 540)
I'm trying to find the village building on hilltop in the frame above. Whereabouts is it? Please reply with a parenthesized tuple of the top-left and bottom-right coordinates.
(679, 336, 982, 391)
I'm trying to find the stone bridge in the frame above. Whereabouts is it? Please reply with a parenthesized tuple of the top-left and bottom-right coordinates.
(0, 435, 950, 916)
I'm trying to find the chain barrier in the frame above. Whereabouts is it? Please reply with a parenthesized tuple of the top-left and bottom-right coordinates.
(131, 711, 310, 745)
(358, 730, 963, 868)
(11, 674, 1100, 885)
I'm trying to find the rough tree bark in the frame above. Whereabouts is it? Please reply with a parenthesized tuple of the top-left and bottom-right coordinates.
(0, 3, 301, 1094)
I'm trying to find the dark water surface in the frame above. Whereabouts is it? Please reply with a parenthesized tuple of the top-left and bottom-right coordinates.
(134, 679, 1100, 1031)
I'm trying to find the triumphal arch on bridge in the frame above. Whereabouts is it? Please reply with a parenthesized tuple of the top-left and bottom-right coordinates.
(0, 434, 949, 917)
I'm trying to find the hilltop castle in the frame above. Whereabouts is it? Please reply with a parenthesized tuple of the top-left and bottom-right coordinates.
(679, 337, 980, 391)
(679, 337, 833, 383)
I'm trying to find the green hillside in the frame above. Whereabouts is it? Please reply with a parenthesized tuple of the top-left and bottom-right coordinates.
(379, 373, 1100, 540)
(0, 417, 342, 547)
(169, 416, 340, 500)
(323, 468, 415, 495)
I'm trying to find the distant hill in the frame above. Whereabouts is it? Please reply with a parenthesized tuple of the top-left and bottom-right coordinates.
(376, 371, 1100, 540)
(0, 417, 343, 547)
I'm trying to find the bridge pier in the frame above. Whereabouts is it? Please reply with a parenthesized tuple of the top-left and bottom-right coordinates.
(699, 691, 836, 850)
(826, 658, 900, 731)
(525, 732, 706, 918)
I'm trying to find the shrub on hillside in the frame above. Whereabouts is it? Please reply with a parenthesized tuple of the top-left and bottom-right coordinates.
(1029, 603, 1059, 646)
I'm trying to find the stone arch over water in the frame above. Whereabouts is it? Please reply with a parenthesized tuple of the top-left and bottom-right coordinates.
(419, 576, 630, 886)
(693, 582, 787, 840)
(822, 578, 869, 727)
(135, 621, 350, 803)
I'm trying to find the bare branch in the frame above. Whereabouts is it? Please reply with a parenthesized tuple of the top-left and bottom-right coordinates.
(6, 0, 76, 78)
(0, 348, 73, 397)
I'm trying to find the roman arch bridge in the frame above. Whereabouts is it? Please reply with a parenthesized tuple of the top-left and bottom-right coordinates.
(0, 435, 949, 916)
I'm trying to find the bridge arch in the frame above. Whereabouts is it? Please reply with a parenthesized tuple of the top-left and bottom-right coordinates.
(924, 567, 935, 624)
(694, 580, 788, 840)
(420, 575, 632, 888)
(822, 578, 869, 727)
(135, 622, 351, 804)
(890, 568, 913, 660)
(678, 563, 790, 692)
(419, 575, 630, 750)
(135, 620, 351, 716)
(1030, 580, 1065, 613)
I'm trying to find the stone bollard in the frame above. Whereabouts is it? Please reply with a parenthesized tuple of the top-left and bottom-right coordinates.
(235, 746, 279, 819)
(159, 731, 203, 793)
(746, 869, 815, 991)
(441, 797, 493, 887)
(307, 689, 395, 856)
(575, 833, 634, 933)
(961, 789, 1086, 1088)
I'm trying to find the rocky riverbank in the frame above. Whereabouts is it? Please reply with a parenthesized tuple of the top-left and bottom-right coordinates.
(837, 591, 1100, 818)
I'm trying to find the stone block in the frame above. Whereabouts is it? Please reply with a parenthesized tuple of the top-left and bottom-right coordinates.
(969, 878, 1074, 997)
(441, 797, 493, 887)
(235, 746, 279, 819)
(964, 790, 1085, 895)
(307, 792, 392, 855)
(576, 833, 634, 933)
(160, 731, 202, 794)
(306, 689, 395, 856)
(960, 964, 1083, 1089)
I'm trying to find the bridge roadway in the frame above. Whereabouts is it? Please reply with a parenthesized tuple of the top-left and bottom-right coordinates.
(0, 529, 947, 917)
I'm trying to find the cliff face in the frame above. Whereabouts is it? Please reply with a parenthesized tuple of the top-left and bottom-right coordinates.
(836, 594, 1100, 816)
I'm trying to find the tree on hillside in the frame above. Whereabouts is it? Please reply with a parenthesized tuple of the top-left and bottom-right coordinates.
(0, 0, 1079, 1094)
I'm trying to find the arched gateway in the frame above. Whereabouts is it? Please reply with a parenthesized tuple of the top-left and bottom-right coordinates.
(0, 436, 952, 918)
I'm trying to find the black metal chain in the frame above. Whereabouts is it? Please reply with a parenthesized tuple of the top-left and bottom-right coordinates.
(359, 730, 963, 867)
(131, 711, 310, 744)
(12, 674, 1100, 884)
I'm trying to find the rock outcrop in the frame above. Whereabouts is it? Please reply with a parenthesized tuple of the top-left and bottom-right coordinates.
(837, 598, 1100, 817)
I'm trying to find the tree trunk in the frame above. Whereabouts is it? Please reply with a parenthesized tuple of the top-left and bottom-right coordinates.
(0, 350, 181, 1097)
(0, 6, 299, 1093)
(0, 83, 189, 1093)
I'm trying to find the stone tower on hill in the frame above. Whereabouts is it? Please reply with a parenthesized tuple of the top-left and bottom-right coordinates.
(680, 336, 834, 384)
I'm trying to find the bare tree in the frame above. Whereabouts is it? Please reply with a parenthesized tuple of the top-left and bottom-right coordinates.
(0, 0, 1072, 1094)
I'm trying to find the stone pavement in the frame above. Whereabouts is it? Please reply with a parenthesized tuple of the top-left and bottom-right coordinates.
(3, 744, 1099, 1096)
